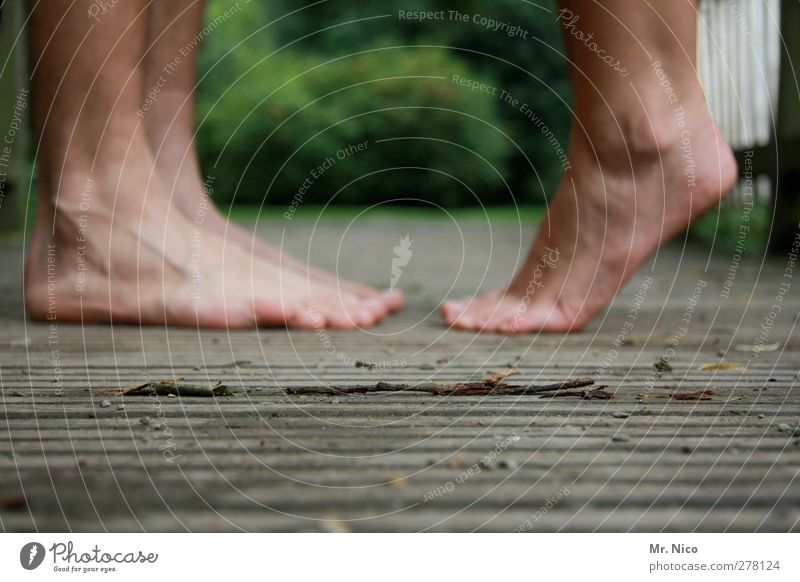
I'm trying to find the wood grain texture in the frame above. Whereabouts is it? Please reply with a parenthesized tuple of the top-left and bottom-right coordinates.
(1, 218, 799, 532)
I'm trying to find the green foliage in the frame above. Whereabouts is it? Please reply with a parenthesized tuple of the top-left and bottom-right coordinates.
(690, 198, 770, 256)
(276, 0, 572, 197)
(196, 0, 571, 206)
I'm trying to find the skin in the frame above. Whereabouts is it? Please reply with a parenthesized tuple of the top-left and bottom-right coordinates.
(24, 0, 735, 332)
(441, 0, 737, 333)
(24, 0, 402, 329)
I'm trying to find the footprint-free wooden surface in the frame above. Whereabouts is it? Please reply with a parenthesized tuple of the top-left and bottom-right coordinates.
(1, 216, 798, 531)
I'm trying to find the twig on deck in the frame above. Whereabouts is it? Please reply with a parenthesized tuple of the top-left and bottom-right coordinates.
(98, 379, 234, 398)
(286, 377, 594, 396)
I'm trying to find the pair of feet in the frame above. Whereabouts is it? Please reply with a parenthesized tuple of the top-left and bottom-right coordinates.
(25, 95, 737, 332)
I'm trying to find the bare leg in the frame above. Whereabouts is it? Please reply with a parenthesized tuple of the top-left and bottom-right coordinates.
(442, 0, 736, 332)
(24, 0, 391, 328)
(140, 0, 403, 318)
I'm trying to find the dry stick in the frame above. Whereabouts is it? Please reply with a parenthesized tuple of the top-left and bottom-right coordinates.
(286, 377, 595, 396)
(99, 380, 234, 398)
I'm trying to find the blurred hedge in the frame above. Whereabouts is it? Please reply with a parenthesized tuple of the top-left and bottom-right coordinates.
(196, 0, 571, 206)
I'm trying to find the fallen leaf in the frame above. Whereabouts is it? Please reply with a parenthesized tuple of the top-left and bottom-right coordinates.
(639, 389, 714, 401)
(387, 474, 408, 487)
(671, 389, 714, 400)
(698, 363, 744, 371)
(98, 379, 234, 397)
(320, 514, 351, 533)
(0, 493, 26, 510)
(484, 368, 518, 385)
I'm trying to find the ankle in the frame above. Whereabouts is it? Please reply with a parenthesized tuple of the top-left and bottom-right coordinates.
(574, 89, 710, 169)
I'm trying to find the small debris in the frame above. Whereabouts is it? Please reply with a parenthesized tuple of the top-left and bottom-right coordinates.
(8, 337, 31, 348)
(220, 360, 251, 368)
(418, 363, 436, 370)
(167, 393, 177, 399)
(448, 454, 465, 470)
(139, 417, 153, 427)
(99, 379, 234, 398)
(387, 474, 407, 487)
(479, 458, 494, 470)
(540, 386, 614, 400)
(484, 368, 518, 385)
(287, 377, 595, 397)
(320, 515, 351, 534)
(777, 423, 793, 433)
(758, 414, 765, 419)
(116, 404, 126, 411)
(639, 389, 714, 401)
(612, 412, 630, 419)
(681, 446, 693, 454)
(672, 389, 714, 401)
(698, 362, 744, 371)
(612, 434, 631, 442)
(654, 357, 672, 373)
(99, 399, 112, 408)
(0, 493, 26, 510)
(354, 360, 376, 370)
(12, 391, 26, 397)
(498, 459, 519, 470)
(734, 342, 780, 353)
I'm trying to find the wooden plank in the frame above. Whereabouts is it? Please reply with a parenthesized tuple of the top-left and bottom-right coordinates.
(1, 219, 799, 532)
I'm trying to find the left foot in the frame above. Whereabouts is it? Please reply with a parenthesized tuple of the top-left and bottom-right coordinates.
(147, 127, 405, 320)
(442, 92, 737, 333)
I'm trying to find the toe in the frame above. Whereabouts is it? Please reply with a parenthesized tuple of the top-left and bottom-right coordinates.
(441, 300, 467, 324)
(253, 300, 293, 328)
(364, 296, 389, 321)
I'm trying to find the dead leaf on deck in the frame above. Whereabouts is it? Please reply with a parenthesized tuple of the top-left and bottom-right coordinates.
(698, 363, 744, 371)
(320, 514, 351, 533)
(387, 474, 408, 487)
(98, 379, 234, 397)
(672, 389, 714, 400)
(640, 389, 714, 401)
(484, 368, 518, 385)
(0, 493, 27, 510)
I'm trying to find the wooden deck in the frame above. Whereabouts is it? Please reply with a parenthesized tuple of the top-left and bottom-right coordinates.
(1, 215, 799, 532)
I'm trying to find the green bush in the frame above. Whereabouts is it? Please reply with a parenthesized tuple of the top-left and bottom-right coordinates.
(265, 0, 572, 200)
(197, 38, 512, 206)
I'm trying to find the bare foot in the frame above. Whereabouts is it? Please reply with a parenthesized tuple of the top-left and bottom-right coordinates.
(147, 131, 404, 321)
(442, 93, 737, 333)
(25, 130, 396, 329)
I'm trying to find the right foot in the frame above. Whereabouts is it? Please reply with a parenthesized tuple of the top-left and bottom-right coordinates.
(25, 131, 396, 329)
